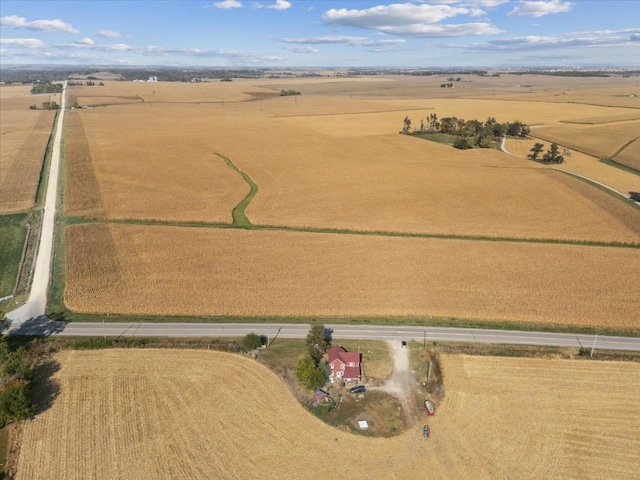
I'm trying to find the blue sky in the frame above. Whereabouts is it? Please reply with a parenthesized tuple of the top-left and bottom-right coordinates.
(1, 0, 639, 67)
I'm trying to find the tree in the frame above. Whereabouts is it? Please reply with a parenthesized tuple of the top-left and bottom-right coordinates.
(306, 323, 330, 363)
(401, 116, 412, 134)
(528, 143, 545, 160)
(242, 332, 264, 351)
(0, 312, 35, 427)
(542, 143, 564, 164)
(476, 135, 494, 148)
(295, 356, 328, 390)
(629, 192, 640, 202)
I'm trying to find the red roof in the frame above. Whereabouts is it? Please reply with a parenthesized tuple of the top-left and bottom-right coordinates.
(327, 345, 360, 381)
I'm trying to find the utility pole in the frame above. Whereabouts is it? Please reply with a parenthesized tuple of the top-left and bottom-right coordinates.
(590, 333, 598, 358)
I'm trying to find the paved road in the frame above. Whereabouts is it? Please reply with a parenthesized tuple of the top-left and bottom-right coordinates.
(7, 82, 67, 325)
(11, 320, 639, 352)
(5, 83, 639, 353)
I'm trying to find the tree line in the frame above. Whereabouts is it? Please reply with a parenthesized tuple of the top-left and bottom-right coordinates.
(30, 83, 63, 94)
(401, 114, 530, 149)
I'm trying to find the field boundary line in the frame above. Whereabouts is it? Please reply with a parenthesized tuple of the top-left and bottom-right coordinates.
(62, 216, 640, 249)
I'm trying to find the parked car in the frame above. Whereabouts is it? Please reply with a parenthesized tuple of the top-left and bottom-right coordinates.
(350, 385, 366, 394)
(401, 340, 407, 348)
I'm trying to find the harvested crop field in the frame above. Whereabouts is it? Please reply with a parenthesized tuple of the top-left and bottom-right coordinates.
(0, 86, 55, 213)
(64, 224, 640, 328)
(504, 138, 640, 195)
(14, 349, 640, 480)
(64, 107, 248, 222)
(60, 75, 640, 330)
(63, 79, 640, 241)
(533, 120, 640, 162)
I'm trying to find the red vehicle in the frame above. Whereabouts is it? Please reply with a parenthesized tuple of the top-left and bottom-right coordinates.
(424, 400, 435, 416)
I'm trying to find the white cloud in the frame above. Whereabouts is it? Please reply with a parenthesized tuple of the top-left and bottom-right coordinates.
(323, 4, 472, 27)
(321, 3, 501, 37)
(281, 35, 406, 47)
(140, 45, 281, 64)
(210, 0, 243, 9)
(0, 38, 46, 49)
(268, 0, 292, 10)
(508, 1, 572, 18)
(285, 46, 319, 53)
(97, 29, 123, 38)
(0, 15, 79, 33)
(55, 41, 133, 52)
(447, 28, 640, 52)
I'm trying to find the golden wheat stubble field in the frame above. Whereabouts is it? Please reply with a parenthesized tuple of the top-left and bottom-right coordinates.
(65, 79, 640, 241)
(0, 85, 55, 213)
(64, 104, 249, 222)
(15, 349, 640, 480)
(64, 224, 640, 328)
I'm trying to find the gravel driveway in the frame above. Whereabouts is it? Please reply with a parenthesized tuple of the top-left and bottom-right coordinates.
(379, 340, 417, 422)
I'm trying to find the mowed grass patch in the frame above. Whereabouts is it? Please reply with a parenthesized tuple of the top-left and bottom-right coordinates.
(0, 214, 28, 297)
(64, 224, 640, 329)
(15, 349, 640, 479)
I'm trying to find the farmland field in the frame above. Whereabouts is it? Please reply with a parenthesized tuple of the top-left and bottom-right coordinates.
(58, 74, 640, 329)
(0, 85, 55, 213)
(14, 349, 640, 480)
(64, 224, 640, 328)
(63, 80, 640, 241)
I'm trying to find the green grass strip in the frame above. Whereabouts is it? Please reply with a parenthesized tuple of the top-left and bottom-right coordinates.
(0, 214, 29, 297)
(215, 153, 258, 227)
(61, 215, 640, 250)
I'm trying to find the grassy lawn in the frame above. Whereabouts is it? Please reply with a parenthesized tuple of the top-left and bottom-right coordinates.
(0, 213, 28, 298)
(308, 390, 406, 437)
(411, 132, 456, 144)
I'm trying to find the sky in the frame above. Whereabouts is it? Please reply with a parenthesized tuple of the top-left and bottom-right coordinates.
(1, 0, 639, 68)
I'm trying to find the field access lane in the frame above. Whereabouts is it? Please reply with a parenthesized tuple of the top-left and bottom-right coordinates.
(49, 322, 640, 352)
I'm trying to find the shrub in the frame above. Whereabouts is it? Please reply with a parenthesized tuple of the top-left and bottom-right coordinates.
(242, 332, 264, 351)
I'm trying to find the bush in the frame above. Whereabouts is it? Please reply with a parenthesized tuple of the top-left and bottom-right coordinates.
(0, 382, 35, 426)
(242, 332, 264, 351)
(453, 136, 472, 149)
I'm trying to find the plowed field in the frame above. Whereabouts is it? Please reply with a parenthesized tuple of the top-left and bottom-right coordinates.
(15, 350, 640, 480)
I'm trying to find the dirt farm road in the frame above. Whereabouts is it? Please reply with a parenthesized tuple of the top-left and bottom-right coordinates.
(6, 81, 67, 327)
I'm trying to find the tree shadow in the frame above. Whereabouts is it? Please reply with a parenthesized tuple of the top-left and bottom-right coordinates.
(9, 315, 68, 337)
(324, 327, 334, 344)
(30, 356, 61, 416)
